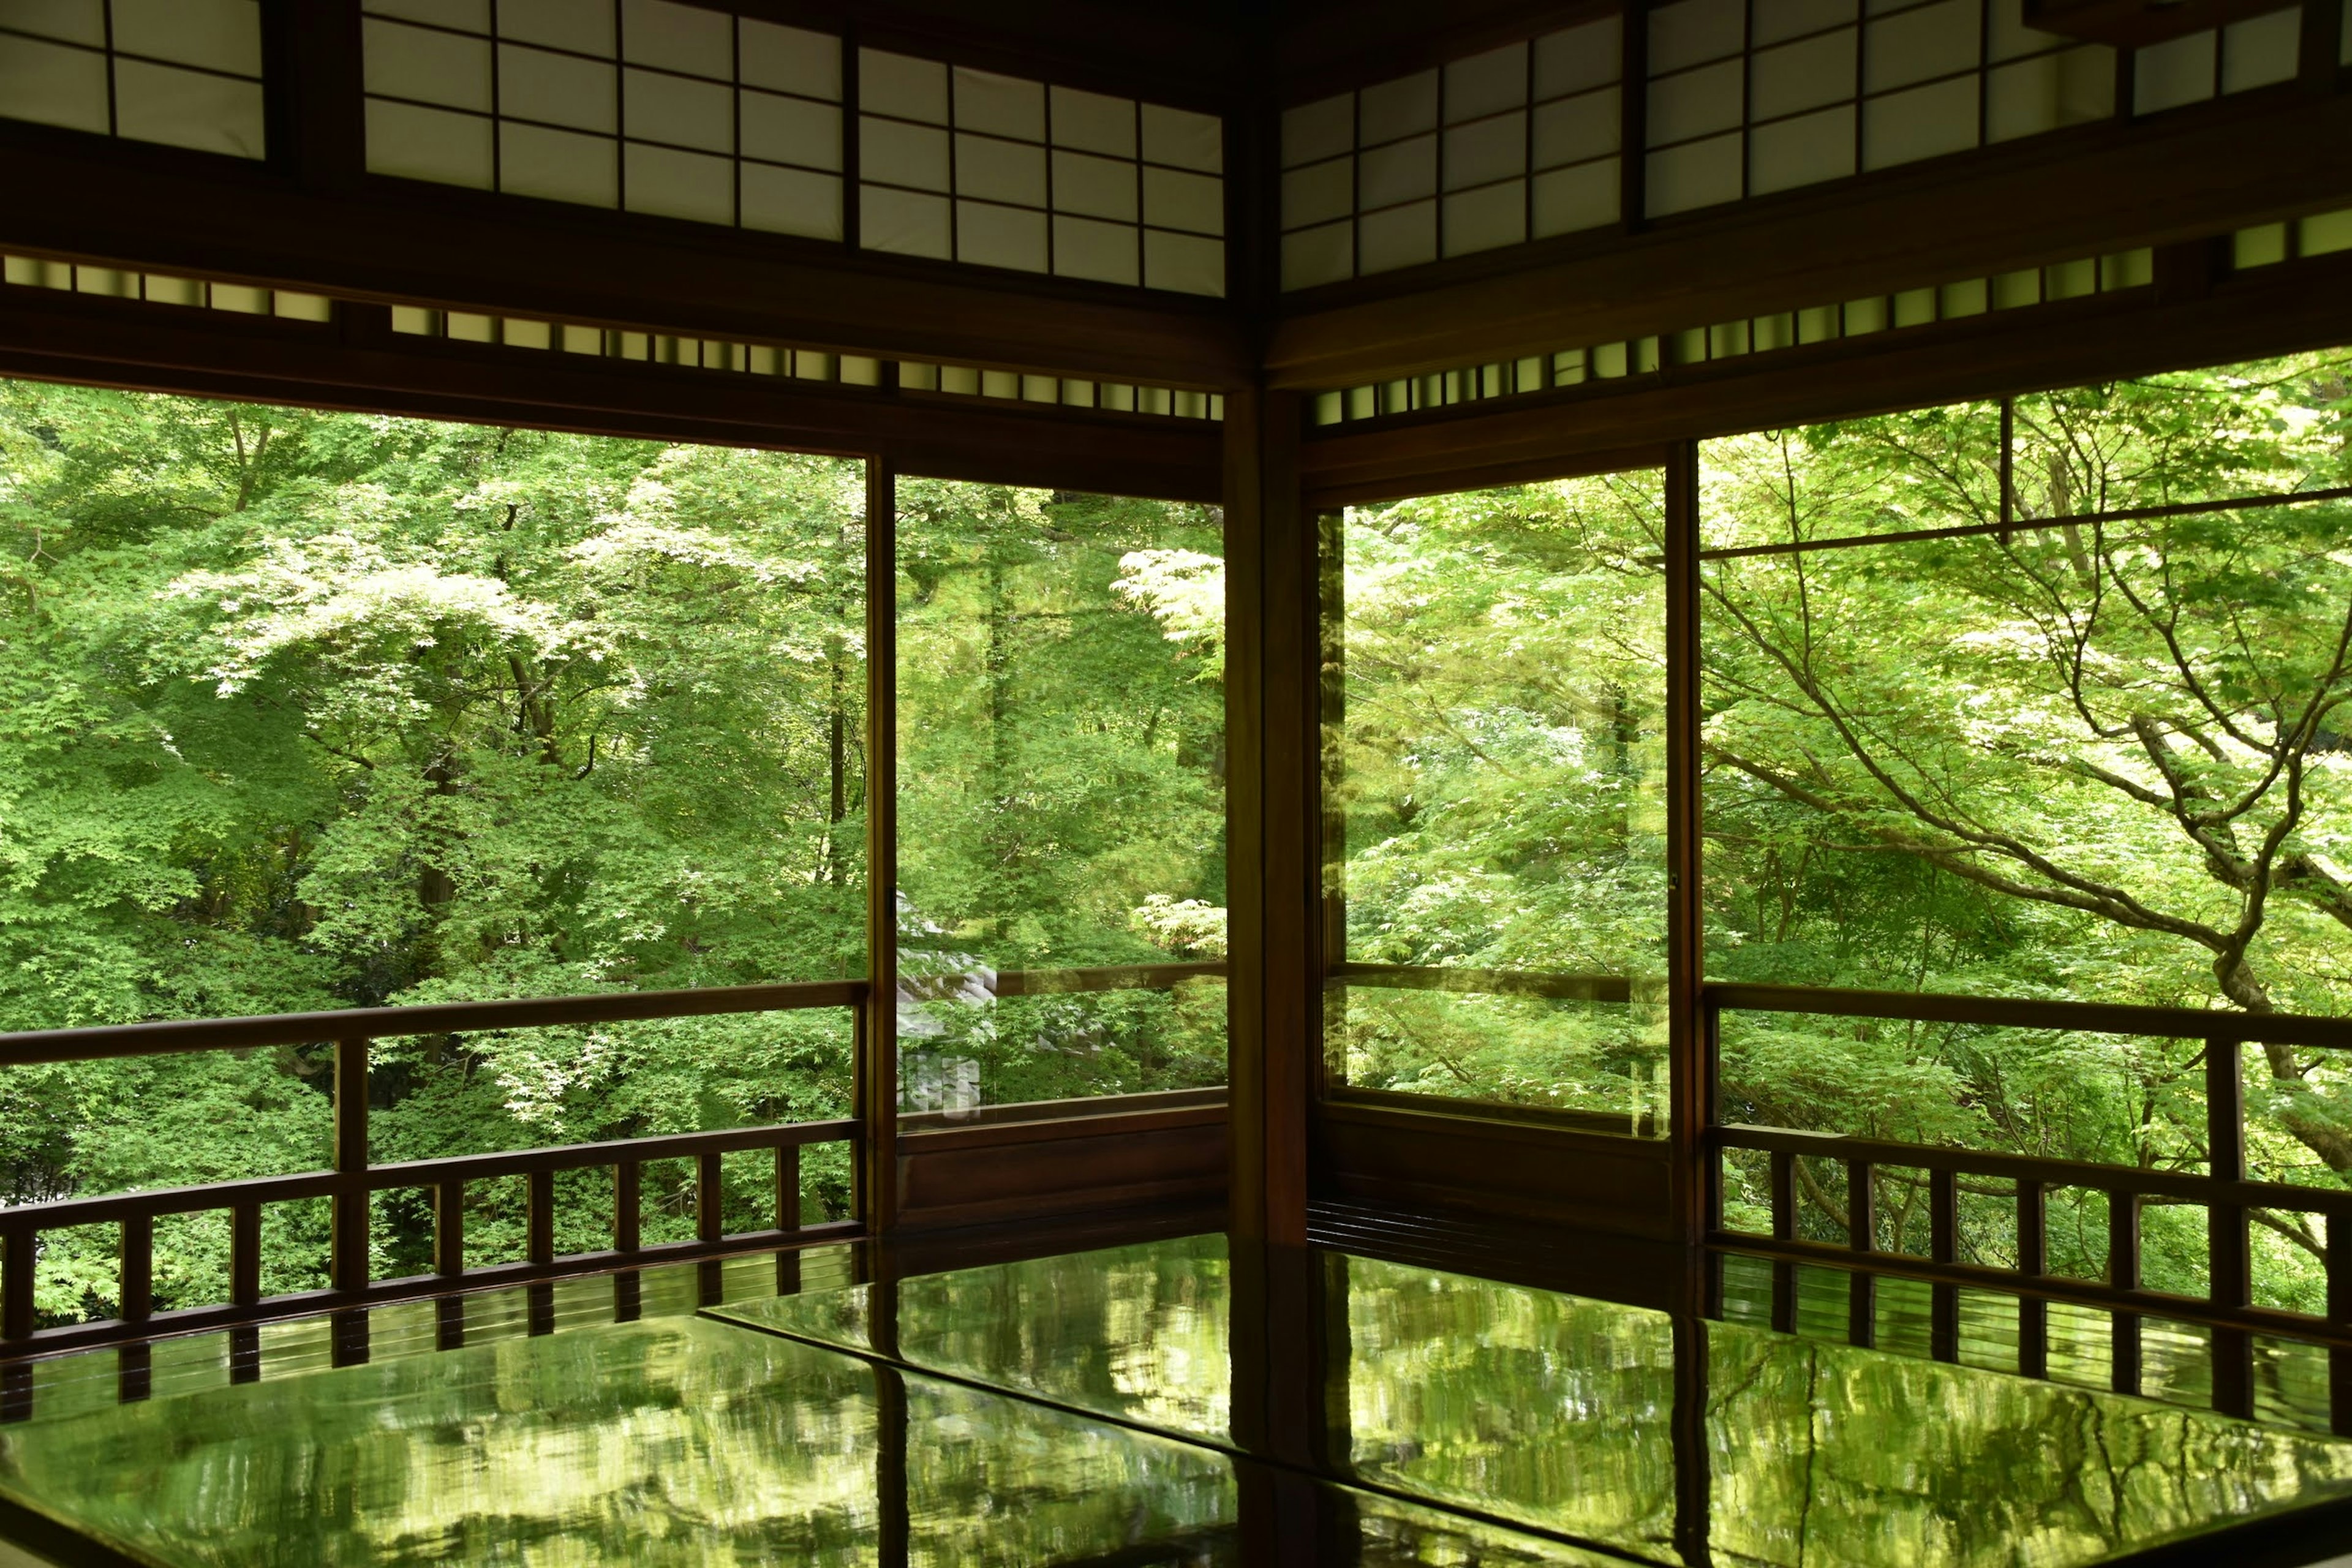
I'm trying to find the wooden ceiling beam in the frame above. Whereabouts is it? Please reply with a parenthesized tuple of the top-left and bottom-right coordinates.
(0, 128, 1251, 393)
(1298, 249, 2352, 505)
(0, 288, 1223, 502)
(1267, 88, 2352, 393)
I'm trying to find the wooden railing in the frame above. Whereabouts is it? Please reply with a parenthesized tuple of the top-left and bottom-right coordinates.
(0, 979, 871, 1365)
(0, 959, 1237, 1376)
(1706, 984, 2352, 1422)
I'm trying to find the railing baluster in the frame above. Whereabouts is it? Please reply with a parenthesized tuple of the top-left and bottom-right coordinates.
(698, 1151, 724, 1245)
(1930, 1168, 1959, 1362)
(2, 1223, 34, 1345)
(2017, 1178, 2047, 1378)
(1847, 1158, 1875, 1349)
(331, 1036, 370, 1296)
(119, 1212, 153, 1325)
(434, 1181, 465, 1276)
(2109, 1188, 2141, 1396)
(614, 1160, 641, 1253)
(2207, 1037, 2253, 1417)
(527, 1169, 554, 1267)
(775, 1142, 804, 1295)
(228, 1324, 261, 1385)
(776, 1144, 801, 1234)
(230, 1202, 262, 1308)
(1769, 1150, 1795, 1332)
(436, 1295, 465, 1352)
(2332, 1209, 2352, 1436)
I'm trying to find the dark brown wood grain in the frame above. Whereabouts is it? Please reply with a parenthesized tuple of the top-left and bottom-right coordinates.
(1269, 89, 2352, 388)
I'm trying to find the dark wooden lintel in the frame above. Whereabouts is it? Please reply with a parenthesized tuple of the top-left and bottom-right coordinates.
(1270, 88, 2352, 390)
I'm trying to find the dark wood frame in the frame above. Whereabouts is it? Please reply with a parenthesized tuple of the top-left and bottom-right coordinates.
(0, 0, 2348, 1409)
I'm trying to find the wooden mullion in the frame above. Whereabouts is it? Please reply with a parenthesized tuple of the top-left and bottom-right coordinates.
(1665, 439, 1708, 1245)
(861, 459, 899, 1234)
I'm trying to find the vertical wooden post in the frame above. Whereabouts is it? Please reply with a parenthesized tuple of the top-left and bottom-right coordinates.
(1664, 440, 1712, 1249)
(434, 1181, 465, 1276)
(2016, 1178, 2047, 1378)
(527, 1169, 555, 1266)
(1227, 385, 1314, 1245)
(776, 1144, 802, 1232)
(2207, 1036, 2253, 1417)
(1770, 1151, 1796, 1332)
(2329, 1208, 2352, 1435)
(1930, 1167, 1959, 1363)
(861, 462, 901, 1237)
(1846, 1158, 1875, 1348)
(229, 1199, 262, 1384)
(697, 1151, 725, 1244)
(1619, 0, 1650, 232)
(118, 1213, 153, 1325)
(331, 1036, 369, 1295)
(2109, 1188, 2141, 1395)
(613, 1160, 641, 1253)
(230, 1202, 262, 1306)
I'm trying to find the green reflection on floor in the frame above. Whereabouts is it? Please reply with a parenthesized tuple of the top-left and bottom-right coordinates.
(0, 1318, 1235, 1568)
(718, 1238, 2352, 1566)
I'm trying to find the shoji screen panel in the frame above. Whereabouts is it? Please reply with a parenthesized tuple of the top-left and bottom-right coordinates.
(1642, 0, 2118, 219)
(1280, 15, 1624, 290)
(362, 0, 845, 239)
(856, 48, 1227, 296)
(0, 0, 266, 159)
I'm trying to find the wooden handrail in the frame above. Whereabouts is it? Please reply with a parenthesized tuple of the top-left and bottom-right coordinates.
(1710, 1122, 2352, 1215)
(1707, 981, 2352, 1050)
(0, 1118, 860, 1231)
(0, 978, 870, 1065)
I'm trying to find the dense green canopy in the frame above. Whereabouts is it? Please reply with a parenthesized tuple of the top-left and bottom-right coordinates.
(0, 386, 1221, 1322)
(1327, 350, 2352, 1302)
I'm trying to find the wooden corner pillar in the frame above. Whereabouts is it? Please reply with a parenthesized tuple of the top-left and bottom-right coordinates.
(861, 458, 901, 1237)
(1227, 385, 1316, 1245)
(1664, 439, 1716, 1256)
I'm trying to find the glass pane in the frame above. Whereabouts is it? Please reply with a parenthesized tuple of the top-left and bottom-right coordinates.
(1703, 352, 2352, 1011)
(0, 381, 867, 1311)
(894, 482, 1227, 1120)
(1324, 472, 1668, 1126)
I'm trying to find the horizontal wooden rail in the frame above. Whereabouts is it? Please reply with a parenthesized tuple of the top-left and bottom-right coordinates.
(0, 1119, 859, 1232)
(0, 957, 1227, 1364)
(0, 979, 869, 1065)
(1708, 1230, 2352, 1352)
(887, 962, 1226, 1005)
(1708, 981, 2352, 1050)
(7, 1222, 863, 1362)
(1711, 1124, 2352, 1216)
(1334, 963, 1638, 1004)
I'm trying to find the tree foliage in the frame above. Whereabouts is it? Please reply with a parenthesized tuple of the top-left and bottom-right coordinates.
(0, 388, 1221, 1321)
